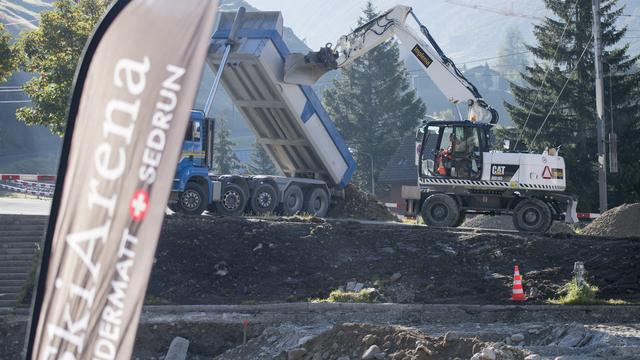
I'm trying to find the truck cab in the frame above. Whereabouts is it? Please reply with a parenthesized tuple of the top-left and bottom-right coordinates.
(170, 111, 222, 215)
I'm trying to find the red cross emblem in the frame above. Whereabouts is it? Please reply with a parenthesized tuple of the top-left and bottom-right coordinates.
(130, 189, 149, 222)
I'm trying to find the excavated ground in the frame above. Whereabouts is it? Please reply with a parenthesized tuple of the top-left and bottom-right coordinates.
(147, 215, 640, 305)
(271, 323, 526, 360)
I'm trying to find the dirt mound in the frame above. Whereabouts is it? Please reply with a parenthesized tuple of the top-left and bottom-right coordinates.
(462, 215, 575, 235)
(327, 184, 397, 221)
(462, 215, 516, 230)
(146, 216, 640, 306)
(277, 323, 526, 360)
(582, 203, 640, 238)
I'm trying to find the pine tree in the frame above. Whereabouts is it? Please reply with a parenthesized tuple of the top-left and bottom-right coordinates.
(0, 24, 17, 82)
(213, 117, 241, 174)
(249, 141, 278, 175)
(323, 1, 426, 193)
(505, 0, 640, 211)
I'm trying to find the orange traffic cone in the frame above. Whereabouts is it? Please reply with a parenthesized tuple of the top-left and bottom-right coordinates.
(511, 265, 526, 301)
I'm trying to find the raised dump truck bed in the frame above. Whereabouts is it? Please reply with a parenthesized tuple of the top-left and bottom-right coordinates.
(208, 11, 356, 188)
(170, 10, 355, 217)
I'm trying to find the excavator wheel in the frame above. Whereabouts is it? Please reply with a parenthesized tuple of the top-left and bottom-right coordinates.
(512, 198, 552, 233)
(454, 212, 467, 227)
(420, 193, 460, 228)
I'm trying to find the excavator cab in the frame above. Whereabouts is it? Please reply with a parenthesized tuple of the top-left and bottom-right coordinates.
(418, 121, 490, 181)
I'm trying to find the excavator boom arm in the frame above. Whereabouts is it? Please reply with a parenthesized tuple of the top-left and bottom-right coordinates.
(284, 5, 498, 124)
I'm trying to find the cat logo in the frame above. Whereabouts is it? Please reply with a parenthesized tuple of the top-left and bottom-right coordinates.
(491, 165, 506, 176)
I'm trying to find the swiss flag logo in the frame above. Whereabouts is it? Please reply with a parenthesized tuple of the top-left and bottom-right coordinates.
(542, 166, 552, 179)
(130, 189, 149, 222)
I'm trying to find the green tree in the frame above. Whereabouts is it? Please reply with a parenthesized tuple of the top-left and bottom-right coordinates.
(495, 26, 529, 83)
(213, 117, 241, 174)
(323, 1, 426, 193)
(17, 0, 108, 135)
(249, 141, 278, 175)
(506, 0, 640, 211)
(0, 24, 17, 82)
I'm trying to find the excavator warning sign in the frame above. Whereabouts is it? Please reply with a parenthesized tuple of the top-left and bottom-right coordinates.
(542, 166, 552, 179)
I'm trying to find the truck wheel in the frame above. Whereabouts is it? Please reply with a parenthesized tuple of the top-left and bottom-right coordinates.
(512, 198, 552, 233)
(281, 184, 304, 216)
(304, 187, 330, 217)
(216, 183, 247, 216)
(250, 183, 278, 215)
(177, 182, 207, 216)
(420, 193, 460, 228)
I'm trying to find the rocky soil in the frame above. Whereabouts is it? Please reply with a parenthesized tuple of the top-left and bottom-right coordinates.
(147, 215, 640, 305)
(275, 323, 526, 360)
(217, 322, 640, 360)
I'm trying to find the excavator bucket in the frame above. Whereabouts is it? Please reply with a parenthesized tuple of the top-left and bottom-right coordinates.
(284, 53, 331, 85)
(284, 47, 338, 85)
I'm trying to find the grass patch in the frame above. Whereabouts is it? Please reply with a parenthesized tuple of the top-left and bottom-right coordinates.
(549, 279, 630, 305)
(292, 212, 316, 221)
(401, 217, 418, 225)
(16, 245, 42, 307)
(144, 294, 171, 305)
(311, 288, 377, 303)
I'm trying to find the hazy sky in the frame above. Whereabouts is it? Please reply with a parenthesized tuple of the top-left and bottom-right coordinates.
(244, 0, 549, 58)
(243, 0, 639, 64)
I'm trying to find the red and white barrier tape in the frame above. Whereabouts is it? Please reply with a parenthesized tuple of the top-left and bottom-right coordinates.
(0, 174, 56, 182)
(577, 213, 601, 220)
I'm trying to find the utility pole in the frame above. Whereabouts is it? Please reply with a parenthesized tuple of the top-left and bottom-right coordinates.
(592, 0, 608, 213)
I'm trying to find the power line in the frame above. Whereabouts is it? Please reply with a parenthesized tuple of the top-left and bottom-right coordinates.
(457, 50, 530, 65)
(515, 0, 579, 149)
(529, 35, 593, 149)
(1, 18, 39, 26)
(0, 100, 31, 104)
(0, 88, 25, 92)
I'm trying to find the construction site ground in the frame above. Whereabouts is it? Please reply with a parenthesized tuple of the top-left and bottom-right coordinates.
(147, 215, 640, 306)
(3, 304, 640, 359)
(2, 212, 640, 359)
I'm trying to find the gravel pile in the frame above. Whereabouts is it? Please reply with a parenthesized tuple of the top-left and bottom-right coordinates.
(278, 323, 526, 360)
(327, 184, 398, 222)
(462, 215, 516, 230)
(582, 203, 640, 238)
(462, 215, 575, 235)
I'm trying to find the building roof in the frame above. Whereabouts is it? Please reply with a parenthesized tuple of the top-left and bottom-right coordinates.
(378, 134, 418, 184)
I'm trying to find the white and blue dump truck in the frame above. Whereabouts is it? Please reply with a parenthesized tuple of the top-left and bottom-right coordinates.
(169, 9, 356, 217)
